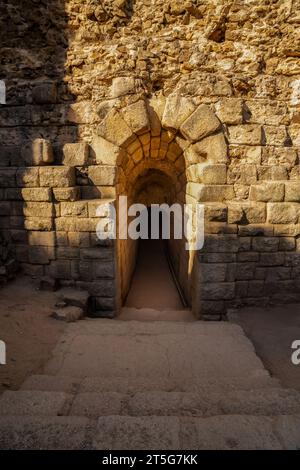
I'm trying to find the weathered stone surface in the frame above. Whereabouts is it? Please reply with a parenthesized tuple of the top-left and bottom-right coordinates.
(57, 288, 89, 310)
(53, 187, 81, 202)
(228, 125, 262, 145)
(215, 98, 243, 125)
(52, 306, 84, 322)
(121, 100, 150, 135)
(180, 105, 221, 142)
(111, 77, 136, 98)
(39, 167, 75, 188)
(97, 109, 135, 148)
(16, 168, 39, 188)
(228, 202, 266, 224)
(62, 143, 89, 167)
(186, 134, 228, 165)
(0, 416, 93, 450)
(187, 183, 234, 202)
(21, 188, 52, 202)
(267, 203, 299, 224)
(200, 164, 227, 184)
(91, 136, 123, 165)
(88, 166, 117, 186)
(23, 202, 55, 218)
(162, 93, 196, 130)
(0, 391, 70, 416)
(285, 182, 300, 202)
(250, 182, 285, 202)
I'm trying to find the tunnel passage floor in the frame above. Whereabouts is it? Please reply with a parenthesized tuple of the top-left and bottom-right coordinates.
(124, 239, 184, 311)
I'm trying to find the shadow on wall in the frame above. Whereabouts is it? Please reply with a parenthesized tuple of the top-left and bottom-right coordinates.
(0, 0, 79, 286)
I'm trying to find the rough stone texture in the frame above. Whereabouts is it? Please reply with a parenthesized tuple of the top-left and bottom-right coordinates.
(0, 318, 299, 449)
(51, 306, 84, 323)
(0, 0, 300, 316)
(0, 391, 71, 416)
(0, 416, 94, 450)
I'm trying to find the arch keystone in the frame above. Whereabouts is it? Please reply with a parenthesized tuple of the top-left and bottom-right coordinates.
(162, 93, 196, 131)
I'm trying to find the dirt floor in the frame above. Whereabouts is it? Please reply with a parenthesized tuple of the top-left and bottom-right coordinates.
(125, 239, 184, 310)
(0, 276, 66, 394)
(232, 304, 300, 391)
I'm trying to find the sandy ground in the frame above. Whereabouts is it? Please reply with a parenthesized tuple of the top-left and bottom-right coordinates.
(232, 304, 300, 391)
(0, 276, 66, 394)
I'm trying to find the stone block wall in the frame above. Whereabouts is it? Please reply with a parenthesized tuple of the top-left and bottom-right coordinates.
(0, 0, 300, 318)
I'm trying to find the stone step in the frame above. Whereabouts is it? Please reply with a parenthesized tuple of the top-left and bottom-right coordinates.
(3, 387, 300, 419)
(43, 321, 272, 386)
(0, 391, 72, 417)
(0, 416, 94, 450)
(70, 388, 300, 419)
(0, 414, 299, 449)
(22, 374, 280, 394)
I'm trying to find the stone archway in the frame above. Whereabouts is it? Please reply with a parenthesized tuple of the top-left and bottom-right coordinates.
(91, 92, 228, 317)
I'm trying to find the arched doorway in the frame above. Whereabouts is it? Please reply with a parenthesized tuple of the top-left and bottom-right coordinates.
(93, 93, 228, 317)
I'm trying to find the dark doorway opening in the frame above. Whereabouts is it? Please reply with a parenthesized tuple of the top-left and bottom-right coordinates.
(125, 207, 184, 310)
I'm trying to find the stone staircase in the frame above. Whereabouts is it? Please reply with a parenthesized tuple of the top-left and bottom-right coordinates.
(0, 317, 299, 449)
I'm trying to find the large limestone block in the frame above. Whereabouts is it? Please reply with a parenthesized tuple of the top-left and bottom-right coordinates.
(16, 168, 39, 187)
(28, 231, 56, 247)
(60, 201, 88, 218)
(201, 282, 235, 300)
(200, 164, 227, 184)
(228, 202, 266, 224)
(228, 125, 262, 145)
(24, 218, 53, 231)
(0, 390, 69, 416)
(23, 202, 55, 218)
(285, 182, 300, 202)
(21, 139, 54, 166)
(267, 203, 299, 224)
(187, 183, 234, 202)
(39, 167, 75, 188)
(53, 187, 80, 202)
(88, 166, 117, 186)
(227, 164, 257, 184)
(21, 188, 52, 202)
(62, 143, 89, 166)
(289, 124, 300, 146)
(263, 125, 288, 146)
(185, 133, 227, 165)
(162, 93, 196, 130)
(97, 109, 135, 148)
(121, 100, 150, 135)
(215, 98, 243, 125)
(249, 182, 285, 202)
(252, 237, 279, 252)
(180, 105, 221, 142)
(91, 136, 124, 166)
(94, 416, 179, 450)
